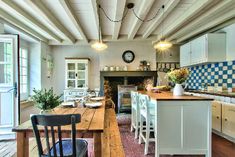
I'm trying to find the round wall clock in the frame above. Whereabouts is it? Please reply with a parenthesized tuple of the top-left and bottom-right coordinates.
(122, 50, 135, 63)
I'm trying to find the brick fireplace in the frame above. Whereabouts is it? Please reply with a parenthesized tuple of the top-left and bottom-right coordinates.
(100, 71, 157, 112)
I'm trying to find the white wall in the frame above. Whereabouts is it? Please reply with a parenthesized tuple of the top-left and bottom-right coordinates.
(99, 41, 156, 70)
(29, 41, 53, 95)
(0, 22, 4, 33)
(51, 41, 156, 95)
(223, 23, 235, 61)
(156, 45, 180, 62)
(41, 42, 53, 89)
(29, 42, 41, 94)
(51, 45, 100, 95)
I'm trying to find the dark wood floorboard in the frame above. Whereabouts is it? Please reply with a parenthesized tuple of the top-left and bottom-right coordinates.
(0, 133, 235, 157)
(156, 134, 235, 157)
(211, 134, 235, 157)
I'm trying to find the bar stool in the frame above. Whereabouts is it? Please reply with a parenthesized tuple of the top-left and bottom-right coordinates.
(138, 94, 156, 155)
(130, 91, 140, 139)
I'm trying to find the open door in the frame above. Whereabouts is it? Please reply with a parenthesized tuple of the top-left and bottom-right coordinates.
(0, 34, 19, 140)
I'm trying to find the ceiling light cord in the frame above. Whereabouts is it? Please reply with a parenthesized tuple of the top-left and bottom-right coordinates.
(161, 5, 165, 40)
(99, 3, 164, 23)
(90, 3, 108, 51)
(132, 8, 161, 22)
(154, 5, 172, 51)
(98, 3, 101, 42)
(99, 5, 129, 22)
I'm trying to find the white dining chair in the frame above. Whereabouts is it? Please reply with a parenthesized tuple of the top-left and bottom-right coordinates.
(138, 94, 156, 155)
(130, 91, 139, 139)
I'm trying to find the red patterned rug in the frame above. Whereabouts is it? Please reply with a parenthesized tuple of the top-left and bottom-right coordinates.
(117, 114, 155, 157)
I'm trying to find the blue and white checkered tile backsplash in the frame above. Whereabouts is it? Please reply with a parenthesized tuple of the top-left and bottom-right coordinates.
(187, 60, 235, 90)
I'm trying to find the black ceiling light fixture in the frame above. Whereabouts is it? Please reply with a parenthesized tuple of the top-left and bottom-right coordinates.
(99, 2, 163, 23)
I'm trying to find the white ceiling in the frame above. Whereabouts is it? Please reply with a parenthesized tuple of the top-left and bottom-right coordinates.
(0, 0, 235, 45)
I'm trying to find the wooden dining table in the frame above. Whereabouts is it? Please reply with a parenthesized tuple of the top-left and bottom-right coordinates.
(12, 101, 105, 157)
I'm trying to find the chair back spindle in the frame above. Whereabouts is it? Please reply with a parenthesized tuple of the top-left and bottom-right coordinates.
(139, 94, 150, 114)
(131, 91, 139, 108)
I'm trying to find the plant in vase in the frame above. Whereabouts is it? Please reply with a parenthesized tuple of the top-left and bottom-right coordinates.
(31, 88, 63, 114)
(167, 68, 190, 96)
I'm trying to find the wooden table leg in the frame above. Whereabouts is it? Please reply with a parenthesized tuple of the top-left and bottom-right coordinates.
(94, 132, 102, 157)
(16, 132, 29, 157)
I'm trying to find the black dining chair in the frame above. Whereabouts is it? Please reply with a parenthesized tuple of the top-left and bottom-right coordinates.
(31, 114, 88, 157)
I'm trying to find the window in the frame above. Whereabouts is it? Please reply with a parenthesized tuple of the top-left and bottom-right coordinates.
(19, 48, 28, 100)
(0, 42, 13, 85)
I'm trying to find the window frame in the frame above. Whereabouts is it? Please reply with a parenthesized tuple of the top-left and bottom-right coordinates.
(19, 47, 29, 101)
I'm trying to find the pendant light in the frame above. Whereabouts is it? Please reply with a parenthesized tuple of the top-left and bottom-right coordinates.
(91, 4, 108, 51)
(154, 5, 172, 51)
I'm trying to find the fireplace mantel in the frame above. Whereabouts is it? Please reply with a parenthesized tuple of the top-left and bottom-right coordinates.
(100, 71, 157, 77)
(100, 71, 157, 96)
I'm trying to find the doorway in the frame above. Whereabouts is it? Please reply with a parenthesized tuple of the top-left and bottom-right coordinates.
(0, 35, 19, 140)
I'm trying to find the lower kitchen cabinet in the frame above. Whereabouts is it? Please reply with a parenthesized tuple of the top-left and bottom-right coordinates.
(222, 103, 235, 139)
(211, 101, 235, 140)
(212, 101, 222, 132)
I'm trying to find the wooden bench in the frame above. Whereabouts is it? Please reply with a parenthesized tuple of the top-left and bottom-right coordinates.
(27, 108, 125, 157)
(102, 108, 125, 157)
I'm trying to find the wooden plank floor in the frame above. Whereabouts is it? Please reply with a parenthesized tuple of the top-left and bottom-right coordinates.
(1, 134, 235, 157)
(0, 140, 16, 157)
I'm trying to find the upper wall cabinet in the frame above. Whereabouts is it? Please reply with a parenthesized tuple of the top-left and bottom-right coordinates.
(180, 43, 191, 67)
(180, 33, 226, 67)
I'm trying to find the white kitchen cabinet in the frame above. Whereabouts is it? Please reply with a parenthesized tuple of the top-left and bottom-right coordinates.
(180, 33, 226, 67)
(64, 58, 89, 101)
(65, 58, 89, 89)
(212, 101, 222, 132)
(157, 100, 211, 157)
(222, 103, 235, 138)
(191, 35, 207, 64)
(180, 42, 191, 67)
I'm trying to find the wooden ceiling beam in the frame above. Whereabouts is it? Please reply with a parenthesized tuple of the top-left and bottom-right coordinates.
(112, 0, 126, 40)
(48, 35, 158, 45)
(168, 0, 233, 41)
(90, 0, 100, 40)
(177, 3, 235, 42)
(142, 0, 180, 39)
(26, 0, 76, 43)
(59, 0, 88, 43)
(152, 0, 213, 44)
(128, 0, 155, 39)
(1, 0, 62, 42)
(0, 18, 40, 42)
(0, 8, 48, 42)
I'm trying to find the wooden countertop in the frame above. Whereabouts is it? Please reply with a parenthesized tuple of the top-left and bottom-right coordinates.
(138, 91, 213, 101)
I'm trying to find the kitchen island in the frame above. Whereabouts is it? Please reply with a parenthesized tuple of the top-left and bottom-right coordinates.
(138, 91, 213, 157)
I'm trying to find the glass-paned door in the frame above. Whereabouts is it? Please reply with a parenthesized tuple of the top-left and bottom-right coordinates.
(76, 63, 86, 88)
(0, 35, 19, 140)
(66, 62, 76, 88)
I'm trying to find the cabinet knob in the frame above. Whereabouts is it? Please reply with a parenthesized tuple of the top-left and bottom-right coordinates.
(225, 118, 228, 121)
(216, 116, 220, 119)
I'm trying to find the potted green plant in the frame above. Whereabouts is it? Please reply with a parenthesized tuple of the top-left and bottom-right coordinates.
(31, 88, 63, 114)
